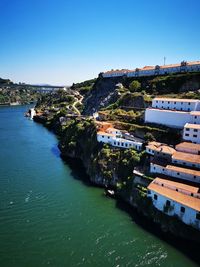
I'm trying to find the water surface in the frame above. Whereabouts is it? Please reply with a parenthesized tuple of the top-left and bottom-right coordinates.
(0, 105, 199, 267)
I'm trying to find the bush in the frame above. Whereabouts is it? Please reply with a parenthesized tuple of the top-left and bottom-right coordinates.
(129, 80, 141, 92)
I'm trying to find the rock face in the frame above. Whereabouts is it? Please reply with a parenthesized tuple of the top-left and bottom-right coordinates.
(83, 77, 123, 115)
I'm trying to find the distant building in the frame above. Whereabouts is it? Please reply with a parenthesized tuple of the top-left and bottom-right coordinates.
(152, 98, 200, 112)
(147, 178, 200, 230)
(183, 123, 200, 144)
(102, 61, 200, 78)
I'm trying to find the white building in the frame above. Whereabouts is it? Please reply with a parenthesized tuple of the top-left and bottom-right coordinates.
(150, 162, 200, 184)
(152, 98, 200, 112)
(145, 108, 192, 128)
(172, 151, 200, 169)
(97, 131, 143, 151)
(176, 142, 200, 155)
(146, 142, 175, 160)
(102, 61, 200, 78)
(183, 124, 200, 144)
(147, 178, 200, 230)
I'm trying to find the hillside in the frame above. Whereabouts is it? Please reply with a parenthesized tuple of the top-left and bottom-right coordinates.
(82, 72, 200, 115)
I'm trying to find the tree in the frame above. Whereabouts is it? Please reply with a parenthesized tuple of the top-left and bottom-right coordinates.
(129, 80, 141, 92)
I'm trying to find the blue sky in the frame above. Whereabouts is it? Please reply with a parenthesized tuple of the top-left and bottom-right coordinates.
(0, 0, 200, 85)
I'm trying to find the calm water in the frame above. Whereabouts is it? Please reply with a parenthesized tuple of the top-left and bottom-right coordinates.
(0, 105, 199, 267)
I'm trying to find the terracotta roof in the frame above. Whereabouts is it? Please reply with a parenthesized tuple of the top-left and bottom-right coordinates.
(184, 123, 200, 130)
(148, 178, 200, 211)
(187, 61, 200, 66)
(172, 151, 200, 164)
(166, 165, 200, 177)
(152, 177, 199, 192)
(176, 142, 200, 152)
(154, 98, 199, 103)
(190, 111, 200, 116)
(160, 64, 181, 69)
(141, 66, 155, 70)
(106, 127, 120, 132)
(146, 142, 175, 155)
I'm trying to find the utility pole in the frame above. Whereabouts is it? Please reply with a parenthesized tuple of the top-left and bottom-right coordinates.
(164, 56, 166, 66)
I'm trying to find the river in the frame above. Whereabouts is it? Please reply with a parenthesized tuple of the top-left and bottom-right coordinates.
(0, 105, 199, 267)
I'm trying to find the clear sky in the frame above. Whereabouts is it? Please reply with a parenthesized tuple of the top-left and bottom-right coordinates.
(0, 0, 200, 85)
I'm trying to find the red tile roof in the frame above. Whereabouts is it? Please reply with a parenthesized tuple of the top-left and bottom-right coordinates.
(148, 178, 200, 211)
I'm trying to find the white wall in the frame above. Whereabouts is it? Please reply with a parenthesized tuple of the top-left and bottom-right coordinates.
(150, 163, 200, 184)
(183, 127, 200, 144)
(172, 156, 200, 169)
(145, 109, 191, 128)
(147, 190, 200, 230)
(97, 133, 142, 151)
(152, 99, 199, 111)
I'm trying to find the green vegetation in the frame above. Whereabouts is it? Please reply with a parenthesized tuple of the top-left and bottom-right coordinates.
(129, 80, 141, 92)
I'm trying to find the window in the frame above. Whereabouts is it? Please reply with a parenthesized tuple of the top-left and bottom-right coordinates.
(147, 190, 151, 194)
(188, 108, 190, 111)
(168, 101, 170, 104)
(177, 172, 180, 175)
(154, 194, 157, 200)
(154, 166, 156, 170)
(194, 176, 196, 179)
(174, 102, 176, 104)
(193, 135, 197, 138)
(185, 133, 189, 137)
(176, 189, 178, 192)
(188, 102, 191, 105)
(194, 129, 198, 132)
(181, 102, 183, 105)
(114, 142, 116, 145)
(121, 143, 124, 146)
(191, 193, 194, 197)
(108, 136, 110, 139)
(185, 128, 190, 131)
(118, 142, 120, 145)
(125, 143, 128, 147)
(156, 100, 158, 103)
(180, 207, 185, 213)
(195, 116, 197, 119)
(162, 101, 164, 103)
(102, 135, 104, 138)
(166, 200, 171, 206)
(196, 213, 200, 220)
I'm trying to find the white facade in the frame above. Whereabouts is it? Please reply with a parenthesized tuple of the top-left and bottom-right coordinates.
(183, 125, 200, 144)
(172, 152, 200, 169)
(106, 128, 121, 135)
(145, 108, 191, 128)
(150, 163, 200, 184)
(97, 133, 143, 151)
(147, 189, 200, 230)
(147, 178, 200, 230)
(102, 61, 200, 78)
(152, 98, 200, 112)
